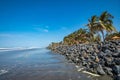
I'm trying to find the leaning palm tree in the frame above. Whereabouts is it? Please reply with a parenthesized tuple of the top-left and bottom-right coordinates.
(87, 11, 117, 41)
(87, 15, 98, 33)
(99, 11, 117, 41)
(87, 15, 101, 42)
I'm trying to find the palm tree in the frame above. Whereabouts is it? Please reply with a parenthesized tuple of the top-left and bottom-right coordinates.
(87, 11, 117, 41)
(87, 15, 101, 42)
(87, 15, 98, 34)
(99, 11, 117, 41)
(74, 28, 88, 43)
(63, 28, 89, 45)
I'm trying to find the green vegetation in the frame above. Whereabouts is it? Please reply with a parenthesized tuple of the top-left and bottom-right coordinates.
(47, 42, 62, 49)
(48, 11, 120, 48)
(63, 28, 89, 45)
(87, 11, 116, 41)
(105, 31, 120, 40)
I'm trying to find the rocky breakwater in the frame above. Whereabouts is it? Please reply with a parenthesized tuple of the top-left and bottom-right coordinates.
(48, 40, 120, 80)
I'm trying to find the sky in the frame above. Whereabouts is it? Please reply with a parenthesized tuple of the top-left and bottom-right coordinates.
(0, 0, 120, 48)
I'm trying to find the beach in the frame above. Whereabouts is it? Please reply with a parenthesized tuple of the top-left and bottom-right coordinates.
(0, 48, 92, 80)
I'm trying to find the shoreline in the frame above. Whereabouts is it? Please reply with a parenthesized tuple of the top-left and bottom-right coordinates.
(0, 48, 93, 80)
(48, 40, 120, 80)
(0, 47, 41, 52)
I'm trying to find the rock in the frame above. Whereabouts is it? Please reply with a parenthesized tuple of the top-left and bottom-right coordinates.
(105, 49, 111, 53)
(97, 44, 101, 50)
(118, 53, 120, 57)
(116, 74, 120, 80)
(97, 64, 106, 75)
(95, 56, 100, 62)
(112, 53, 119, 58)
(99, 59, 105, 66)
(101, 46, 107, 52)
(82, 61, 87, 66)
(114, 74, 120, 80)
(112, 65, 120, 75)
(104, 56, 113, 67)
(48, 40, 120, 79)
(114, 58, 120, 65)
(104, 67, 113, 76)
(80, 57, 85, 61)
(98, 52, 105, 58)
(90, 56, 96, 60)
(82, 52, 88, 58)
(89, 62, 96, 68)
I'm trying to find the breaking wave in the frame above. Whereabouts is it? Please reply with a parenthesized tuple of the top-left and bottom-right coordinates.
(0, 69, 8, 75)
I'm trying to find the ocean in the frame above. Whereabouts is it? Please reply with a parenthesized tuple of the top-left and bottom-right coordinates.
(0, 48, 91, 80)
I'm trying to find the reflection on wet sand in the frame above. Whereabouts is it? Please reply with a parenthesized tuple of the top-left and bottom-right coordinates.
(0, 49, 92, 80)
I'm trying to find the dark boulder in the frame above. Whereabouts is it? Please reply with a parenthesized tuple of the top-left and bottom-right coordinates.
(112, 53, 120, 58)
(112, 65, 120, 75)
(104, 67, 113, 76)
(114, 58, 120, 65)
(114, 74, 120, 80)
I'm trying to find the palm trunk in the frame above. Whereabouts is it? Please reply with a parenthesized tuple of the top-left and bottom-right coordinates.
(101, 30, 105, 42)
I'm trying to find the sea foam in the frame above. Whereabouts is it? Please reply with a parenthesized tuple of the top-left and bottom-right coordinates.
(0, 70, 8, 75)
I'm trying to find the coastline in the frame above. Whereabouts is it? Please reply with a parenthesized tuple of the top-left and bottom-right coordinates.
(0, 48, 93, 80)
(48, 40, 120, 80)
(0, 47, 41, 52)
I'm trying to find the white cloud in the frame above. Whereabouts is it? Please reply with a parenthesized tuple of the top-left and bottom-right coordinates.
(34, 27, 49, 33)
(43, 29, 49, 32)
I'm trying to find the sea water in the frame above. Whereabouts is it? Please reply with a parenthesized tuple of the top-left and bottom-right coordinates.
(0, 48, 91, 80)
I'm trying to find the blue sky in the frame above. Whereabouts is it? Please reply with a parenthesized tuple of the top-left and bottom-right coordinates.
(0, 0, 120, 48)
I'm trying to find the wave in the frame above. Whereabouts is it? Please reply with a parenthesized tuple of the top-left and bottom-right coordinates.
(0, 47, 41, 52)
(0, 70, 8, 75)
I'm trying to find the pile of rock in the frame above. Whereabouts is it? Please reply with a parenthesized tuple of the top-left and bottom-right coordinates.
(49, 40, 120, 80)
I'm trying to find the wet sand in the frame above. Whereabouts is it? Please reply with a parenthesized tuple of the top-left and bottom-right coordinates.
(0, 48, 93, 80)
